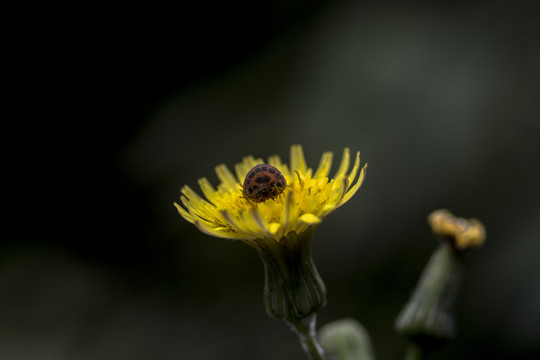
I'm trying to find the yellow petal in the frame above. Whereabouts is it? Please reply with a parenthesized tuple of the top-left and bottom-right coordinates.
(330, 176, 349, 206)
(339, 163, 367, 206)
(198, 177, 217, 203)
(299, 213, 321, 225)
(181, 185, 205, 203)
(234, 163, 249, 185)
(334, 148, 350, 179)
(268, 155, 282, 168)
(193, 220, 243, 240)
(215, 164, 239, 192)
(280, 190, 296, 236)
(313, 151, 333, 179)
(180, 188, 214, 219)
(268, 154, 291, 179)
(174, 202, 194, 223)
(290, 144, 307, 174)
(269, 222, 281, 235)
(220, 209, 249, 233)
(250, 208, 272, 235)
(238, 209, 271, 238)
(347, 151, 361, 189)
(235, 156, 264, 183)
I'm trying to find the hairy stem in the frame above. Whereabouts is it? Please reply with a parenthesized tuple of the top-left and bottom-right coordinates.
(288, 314, 326, 360)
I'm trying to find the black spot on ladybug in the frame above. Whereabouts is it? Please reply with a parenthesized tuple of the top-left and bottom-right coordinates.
(242, 164, 287, 203)
(255, 175, 271, 184)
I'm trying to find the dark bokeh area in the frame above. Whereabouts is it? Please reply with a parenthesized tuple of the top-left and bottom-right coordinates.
(4, 1, 540, 359)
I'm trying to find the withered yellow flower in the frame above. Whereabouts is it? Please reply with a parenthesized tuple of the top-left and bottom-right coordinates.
(428, 209, 486, 250)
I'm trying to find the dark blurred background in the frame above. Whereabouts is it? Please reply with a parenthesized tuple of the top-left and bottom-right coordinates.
(4, 1, 540, 359)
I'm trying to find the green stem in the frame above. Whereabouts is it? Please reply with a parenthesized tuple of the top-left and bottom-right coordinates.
(288, 314, 326, 360)
(404, 343, 425, 360)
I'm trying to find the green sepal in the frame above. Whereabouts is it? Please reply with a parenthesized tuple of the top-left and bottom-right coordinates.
(252, 228, 326, 321)
(395, 243, 464, 351)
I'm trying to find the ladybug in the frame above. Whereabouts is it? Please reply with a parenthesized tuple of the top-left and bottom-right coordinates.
(242, 164, 287, 203)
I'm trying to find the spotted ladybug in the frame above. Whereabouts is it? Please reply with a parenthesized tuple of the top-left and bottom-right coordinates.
(242, 164, 287, 203)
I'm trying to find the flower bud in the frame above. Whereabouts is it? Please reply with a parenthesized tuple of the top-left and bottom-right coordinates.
(319, 318, 375, 360)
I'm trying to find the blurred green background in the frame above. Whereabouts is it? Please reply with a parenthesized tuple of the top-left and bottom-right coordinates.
(4, 1, 540, 359)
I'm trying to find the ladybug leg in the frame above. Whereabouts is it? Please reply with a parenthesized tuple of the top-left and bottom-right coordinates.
(243, 196, 258, 208)
(270, 183, 284, 202)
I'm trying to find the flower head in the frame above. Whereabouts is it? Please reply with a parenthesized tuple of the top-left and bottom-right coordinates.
(175, 145, 367, 243)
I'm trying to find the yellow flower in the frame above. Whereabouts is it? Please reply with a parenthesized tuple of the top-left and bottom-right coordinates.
(175, 145, 367, 243)
(175, 145, 367, 322)
(428, 209, 486, 250)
